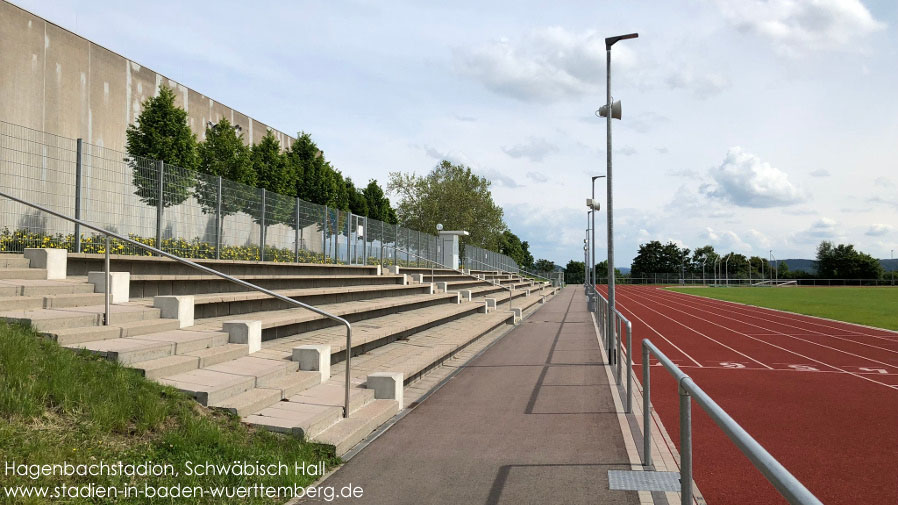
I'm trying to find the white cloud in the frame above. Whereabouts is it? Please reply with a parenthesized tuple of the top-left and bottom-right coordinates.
(701, 147, 805, 207)
(702, 227, 751, 252)
(810, 168, 830, 177)
(526, 171, 548, 183)
(502, 137, 559, 161)
(792, 217, 843, 244)
(866, 224, 893, 236)
(455, 26, 636, 103)
(712, 0, 886, 55)
(665, 68, 730, 98)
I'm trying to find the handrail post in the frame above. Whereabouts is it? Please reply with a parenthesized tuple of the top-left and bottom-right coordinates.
(104, 234, 110, 326)
(295, 197, 301, 263)
(74, 139, 83, 253)
(216, 176, 223, 260)
(344, 322, 352, 417)
(155, 160, 164, 254)
(643, 343, 652, 468)
(616, 316, 622, 383)
(626, 320, 632, 413)
(680, 379, 693, 505)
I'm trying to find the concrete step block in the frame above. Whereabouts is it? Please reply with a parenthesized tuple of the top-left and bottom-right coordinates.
(286, 383, 375, 415)
(135, 329, 230, 355)
(43, 292, 106, 309)
(211, 387, 283, 417)
(261, 371, 322, 399)
(205, 356, 297, 386)
(0, 295, 43, 311)
(312, 399, 399, 456)
(245, 402, 343, 439)
(20, 282, 95, 296)
(133, 355, 201, 380)
(50, 325, 124, 345)
(0, 268, 48, 280)
(119, 318, 182, 338)
(9, 310, 99, 331)
(153, 295, 194, 328)
(24, 248, 66, 279)
(67, 337, 174, 365)
(159, 369, 256, 406)
(182, 343, 248, 368)
(87, 271, 130, 303)
(0, 256, 29, 268)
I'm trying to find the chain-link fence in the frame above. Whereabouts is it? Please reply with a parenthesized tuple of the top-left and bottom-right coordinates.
(595, 273, 893, 286)
(0, 120, 520, 270)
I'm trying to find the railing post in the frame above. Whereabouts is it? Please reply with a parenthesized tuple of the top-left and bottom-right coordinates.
(394, 224, 399, 266)
(626, 320, 632, 413)
(295, 197, 301, 263)
(74, 139, 83, 253)
(259, 188, 266, 262)
(344, 323, 352, 417)
(643, 344, 652, 468)
(363, 216, 368, 266)
(155, 160, 164, 254)
(104, 234, 110, 326)
(680, 380, 693, 505)
(346, 211, 351, 264)
(215, 176, 222, 260)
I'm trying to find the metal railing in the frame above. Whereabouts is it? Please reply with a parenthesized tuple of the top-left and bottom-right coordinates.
(641, 339, 823, 505)
(466, 257, 517, 312)
(591, 287, 632, 413)
(0, 190, 355, 418)
(517, 268, 551, 283)
(380, 244, 456, 284)
(462, 243, 519, 273)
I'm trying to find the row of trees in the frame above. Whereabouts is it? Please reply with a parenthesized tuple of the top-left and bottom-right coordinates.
(626, 240, 884, 280)
(126, 86, 397, 229)
(125, 85, 536, 268)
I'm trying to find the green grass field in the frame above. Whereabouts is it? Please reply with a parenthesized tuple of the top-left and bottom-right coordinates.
(0, 321, 338, 504)
(666, 286, 898, 330)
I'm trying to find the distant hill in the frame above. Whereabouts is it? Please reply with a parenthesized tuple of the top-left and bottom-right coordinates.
(780, 258, 898, 274)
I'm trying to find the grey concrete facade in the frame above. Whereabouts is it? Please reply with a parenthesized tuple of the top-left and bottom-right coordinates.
(0, 0, 294, 151)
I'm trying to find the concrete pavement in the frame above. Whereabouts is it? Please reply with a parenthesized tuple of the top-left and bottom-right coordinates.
(300, 286, 639, 504)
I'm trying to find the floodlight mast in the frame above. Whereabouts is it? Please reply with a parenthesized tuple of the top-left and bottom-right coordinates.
(603, 32, 637, 360)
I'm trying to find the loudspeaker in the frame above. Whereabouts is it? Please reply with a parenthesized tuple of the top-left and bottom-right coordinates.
(598, 100, 622, 120)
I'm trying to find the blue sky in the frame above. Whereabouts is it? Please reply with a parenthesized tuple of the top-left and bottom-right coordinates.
(15, 0, 898, 266)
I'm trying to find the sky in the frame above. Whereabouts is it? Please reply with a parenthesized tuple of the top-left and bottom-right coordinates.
(14, 0, 898, 267)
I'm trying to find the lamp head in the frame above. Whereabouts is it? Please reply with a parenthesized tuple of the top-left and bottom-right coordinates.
(436, 223, 443, 232)
(605, 33, 639, 49)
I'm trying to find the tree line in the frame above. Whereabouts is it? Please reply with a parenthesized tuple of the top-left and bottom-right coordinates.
(561, 239, 885, 283)
(125, 85, 539, 267)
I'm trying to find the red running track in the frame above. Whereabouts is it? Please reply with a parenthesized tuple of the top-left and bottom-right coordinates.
(597, 284, 898, 505)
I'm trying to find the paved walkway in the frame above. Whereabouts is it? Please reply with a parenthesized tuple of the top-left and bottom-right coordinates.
(300, 286, 639, 505)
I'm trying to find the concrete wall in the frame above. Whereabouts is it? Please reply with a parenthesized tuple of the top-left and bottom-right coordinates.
(0, 0, 294, 151)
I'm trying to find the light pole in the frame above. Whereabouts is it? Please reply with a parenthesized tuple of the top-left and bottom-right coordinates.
(725, 252, 733, 286)
(601, 32, 638, 358)
(591, 175, 606, 297)
(701, 258, 706, 286)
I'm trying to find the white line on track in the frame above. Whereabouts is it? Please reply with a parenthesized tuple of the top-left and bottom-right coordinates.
(643, 288, 898, 368)
(622, 286, 898, 391)
(613, 290, 771, 369)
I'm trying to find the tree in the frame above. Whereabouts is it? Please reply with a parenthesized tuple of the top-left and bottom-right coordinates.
(344, 178, 369, 217)
(194, 119, 255, 232)
(362, 179, 398, 224)
(594, 260, 624, 281)
(388, 160, 506, 250)
(125, 85, 198, 208)
(250, 131, 294, 226)
(816, 241, 883, 280)
(533, 259, 555, 274)
(565, 259, 585, 284)
(499, 231, 534, 270)
(630, 240, 690, 277)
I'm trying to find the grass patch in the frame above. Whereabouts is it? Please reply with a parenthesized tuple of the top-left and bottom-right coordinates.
(666, 286, 898, 330)
(0, 321, 339, 504)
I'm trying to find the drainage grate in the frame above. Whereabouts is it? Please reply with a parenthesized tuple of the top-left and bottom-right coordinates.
(608, 470, 681, 491)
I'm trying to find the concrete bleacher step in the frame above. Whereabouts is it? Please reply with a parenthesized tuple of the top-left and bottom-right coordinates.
(128, 273, 406, 298)
(50, 318, 182, 345)
(0, 256, 30, 268)
(0, 268, 47, 280)
(66, 329, 232, 365)
(4, 280, 97, 296)
(0, 304, 163, 332)
(312, 399, 399, 456)
(0, 292, 109, 311)
(244, 384, 376, 440)
(133, 342, 247, 379)
(210, 371, 322, 417)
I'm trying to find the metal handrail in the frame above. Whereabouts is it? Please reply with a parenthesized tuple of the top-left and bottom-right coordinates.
(465, 257, 518, 312)
(641, 339, 824, 505)
(517, 268, 551, 283)
(590, 287, 632, 413)
(0, 191, 355, 418)
(380, 244, 456, 285)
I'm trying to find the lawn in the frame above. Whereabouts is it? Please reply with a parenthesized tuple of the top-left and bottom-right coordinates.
(666, 286, 898, 330)
(0, 321, 339, 504)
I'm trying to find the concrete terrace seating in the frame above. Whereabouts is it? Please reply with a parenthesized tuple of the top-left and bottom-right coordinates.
(0, 250, 559, 456)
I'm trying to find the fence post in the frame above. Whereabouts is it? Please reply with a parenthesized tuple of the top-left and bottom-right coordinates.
(74, 139, 83, 253)
(295, 198, 301, 263)
(259, 188, 266, 262)
(394, 224, 399, 266)
(215, 176, 222, 260)
(347, 212, 353, 265)
(363, 217, 368, 266)
(323, 205, 328, 262)
(155, 160, 164, 254)
(642, 344, 652, 468)
(680, 383, 693, 505)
